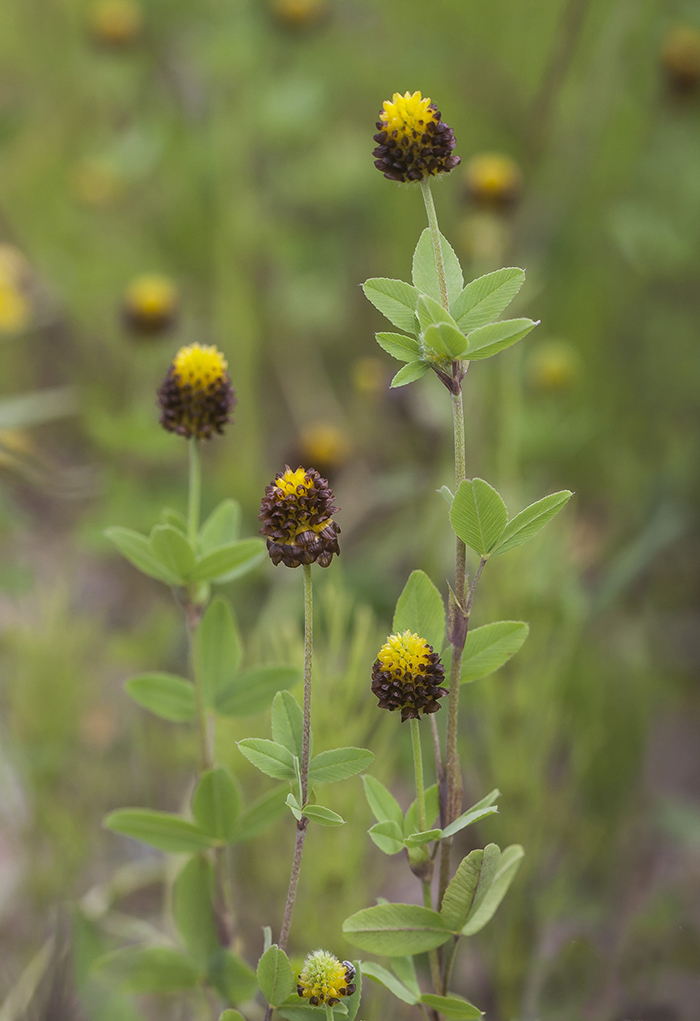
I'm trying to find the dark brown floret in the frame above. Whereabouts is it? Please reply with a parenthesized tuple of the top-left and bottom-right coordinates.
(373, 105, 461, 183)
(259, 466, 340, 568)
(157, 368, 235, 440)
(371, 647, 448, 723)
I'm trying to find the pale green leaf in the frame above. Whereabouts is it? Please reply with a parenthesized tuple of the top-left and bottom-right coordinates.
(342, 903, 451, 956)
(404, 828, 442, 848)
(303, 805, 345, 826)
(390, 362, 429, 388)
(465, 318, 537, 360)
(438, 485, 454, 506)
(361, 962, 417, 1005)
(412, 228, 464, 306)
(451, 267, 525, 332)
(461, 844, 524, 935)
(435, 321, 470, 358)
(440, 848, 483, 932)
(440, 789, 500, 839)
(232, 785, 288, 843)
(422, 323, 453, 359)
(363, 775, 403, 827)
(150, 525, 196, 582)
(286, 792, 302, 821)
(93, 946, 200, 993)
(217, 666, 300, 717)
(192, 767, 240, 842)
(104, 808, 215, 852)
(417, 293, 457, 332)
(363, 278, 420, 335)
(368, 820, 405, 855)
(308, 747, 374, 784)
(125, 672, 196, 722)
(493, 491, 573, 556)
(220, 1011, 246, 1021)
(272, 691, 304, 760)
(391, 957, 421, 998)
(393, 570, 445, 654)
(191, 538, 266, 584)
(376, 332, 421, 362)
(105, 527, 180, 585)
(209, 949, 257, 1005)
(420, 994, 482, 1019)
(200, 500, 241, 554)
(449, 479, 508, 556)
(172, 856, 220, 966)
(461, 622, 529, 683)
(198, 598, 241, 708)
(404, 784, 440, 837)
(257, 944, 295, 1007)
(237, 739, 297, 781)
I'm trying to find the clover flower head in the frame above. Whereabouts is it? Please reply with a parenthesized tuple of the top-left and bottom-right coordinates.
(372, 90, 460, 183)
(297, 951, 356, 1008)
(371, 630, 447, 723)
(124, 274, 178, 335)
(89, 0, 143, 45)
(464, 153, 522, 211)
(157, 342, 235, 440)
(259, 466, 340, 568)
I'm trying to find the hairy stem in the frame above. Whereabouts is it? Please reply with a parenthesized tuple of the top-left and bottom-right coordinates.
(411, 718, 427, 832)
(420, 178, 449, 311)
(188, 438, 201, 545)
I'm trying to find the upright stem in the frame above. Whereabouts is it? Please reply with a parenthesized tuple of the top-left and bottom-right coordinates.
(411, 719, 441, 995)
(188, 438, 201, 545)
(274, 566, 314, 956)
(420, 179, 449, 311)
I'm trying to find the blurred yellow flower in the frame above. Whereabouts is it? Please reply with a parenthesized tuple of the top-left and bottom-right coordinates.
(527, 340, 581, 392)
(0, 247, 31, 334)
(72, 158, 123, 207)
(464, 153, 522, 211)
(300, 422, 351, 470)
(123, 274, 178, 336)
(272, 0, 327, 28)
(661, 25, 700, 95)
(88, 0, 143, 46)
(352, 356, 386, 396)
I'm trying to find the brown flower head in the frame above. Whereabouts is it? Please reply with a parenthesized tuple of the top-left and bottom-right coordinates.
(373, 91, 460, 183)
(371, 630, 447, 723)
(259, 466, 340, 568)
(157, 343, 235, 440)
(297, 951, 356, 1008)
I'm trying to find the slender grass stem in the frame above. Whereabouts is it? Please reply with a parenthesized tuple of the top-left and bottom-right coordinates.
(420, 178, 449, 311)
(188, 438, 201, 545)
(412, 719, 441, 994)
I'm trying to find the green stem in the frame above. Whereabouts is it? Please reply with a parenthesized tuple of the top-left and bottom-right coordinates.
(420, 178, 449, 311)
(410, 718, 427, 832)
(188, 438, 201, 545)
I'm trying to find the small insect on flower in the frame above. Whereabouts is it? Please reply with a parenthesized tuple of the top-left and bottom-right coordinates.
(372, 630, 447, 723)
(464, 153, 523, 212)
(157, 343, 235, 440)
(259, 466, 340, 568)
(297, 951, 356, 1008)
(123, 274, 178, 336)
(373, 91, 460, 183)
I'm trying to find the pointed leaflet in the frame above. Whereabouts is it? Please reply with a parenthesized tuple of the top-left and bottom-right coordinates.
(104, 808, 215, 852)
(420, 995, 482, 1019)
(392, 570, 445, 654)
(200, 499, 241, 554)
(451, 267, 525, 333)
(493, 491, 573, 556)
(257, 944, 295, 1007)
(209, 949, 257, 1005)
(465, 318, 537, 361)
(428, 322, 470, 359)
(417, 293, 458, 332)
(125, 672, 196, 722)
(198, 598, 241, 708)
(391, 362, 429, 388)
(369, 821, 405, 855)
(303, 805, 345, 826)
(343, 903, 451, 956)
(231, 785, 288, 843)
(440, 788, 500, 839)
(308, 747, 374, 784)
(237, 739, 297, 781)
(191, 538, 266, 583)
(271, 691, 304, 760)
(412, 228, 464, 306)
(440, 848, 484, 932)
(192, 767, 240, 842)
(449, 479, 508, 556)
(363, 775, 403, 827)
(461, 844, 525, 936)
(172, 855, 220, 966)
(461, 622, 529, 683)
(391, 957, 421, 999)
(150, 525, 196, 582)
(376, 332, 421, 362)
(363, 278, 420, 335)
(361, 962, 418, 1005)
(105, 527, 180, 585)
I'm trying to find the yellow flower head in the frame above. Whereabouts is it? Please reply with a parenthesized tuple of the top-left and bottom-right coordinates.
(372, 630, 447, 723)
(528, 340, 581, 393)
(300, 422, 350, 471)
(259, 466, 340, 569)
(123, 274, 178, 336)
(662, 25, 700, 95)
(88, 0, 143, 45)
(157, 343, 235, 440)
(272, 0, 327, 28)
(297, 952, 356, 1008)
(373, 91, 460, 183)
(464, 153, 522, 211)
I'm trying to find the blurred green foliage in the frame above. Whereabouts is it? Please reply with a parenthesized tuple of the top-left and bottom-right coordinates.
(0, 0, 699, 1018)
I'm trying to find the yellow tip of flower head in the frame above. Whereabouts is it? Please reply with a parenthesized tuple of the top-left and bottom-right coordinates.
(157, 343, 235, 440)
(297, 952, 356, 1008)
(662, 25, 700, 95)
(272, 0, 327, 28)
(123, 274, 178, 336)
(259, 466, 340, 569)
(89, 0, 143, 45)
(372, 630, 447, 723)
(373, 91, 460, 183)
(464, 153, 523, 211)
